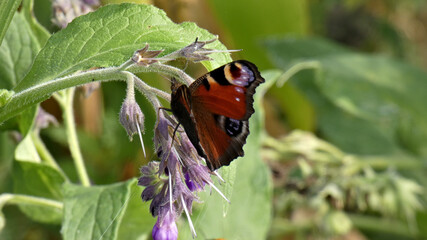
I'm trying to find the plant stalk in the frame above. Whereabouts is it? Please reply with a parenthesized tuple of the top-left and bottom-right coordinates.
(62, 88, 91, 186)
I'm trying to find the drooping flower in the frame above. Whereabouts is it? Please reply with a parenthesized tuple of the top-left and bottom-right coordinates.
(152, 206, 178, 240)
(119, 97, 145, 141)
(35, 107, 58, 131)
(128, 38, 236, 239)
(138, 107, 229, 239)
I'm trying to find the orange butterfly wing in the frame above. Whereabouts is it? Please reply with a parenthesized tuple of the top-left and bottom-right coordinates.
(188, 60, 264, 170)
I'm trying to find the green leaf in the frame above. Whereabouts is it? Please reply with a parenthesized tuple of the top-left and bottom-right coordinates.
(315, 53, 427, 156)
(13, 161, 65, 224)
(207, 0, 308, 69)
(0, 12, 41, 134)
(62, 179, 137, 240)
(117, 182, 155, 240)
(181, 70, 274, 240)
(0, 12, 40, 90)
(263, 37, 350, 67)
(217, 162, 236, 216)
(0, 89, 14, 107)
(14, 133, 40, 163)
(21, 0, 51, 46)
(0, 0, 22, 45)
(264, 37, 403, 155)
(14, 3, 230, 92)
(0, 3, 231, 124)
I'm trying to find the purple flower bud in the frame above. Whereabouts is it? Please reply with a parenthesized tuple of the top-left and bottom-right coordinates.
(152, 207, 178, 240)
(154, 111, 181, 175)
(52, 0, 98, 28)
(82, 0, 99, 6)
(119, 98, 144, 141)
(141, 185, 156, 201)
(184, 172, 204, 192)
(150, 185, 169, 216)
(80, 81, 100, 98)
(173, 174, 196, 215)
(184, 164, 211, 192)
(172, 38, 217, 62)
(139, 162, 162, 202)
(35, 107, 58, 130)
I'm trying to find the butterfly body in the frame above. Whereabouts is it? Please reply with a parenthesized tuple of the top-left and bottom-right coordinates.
(171, 60, 264, 171)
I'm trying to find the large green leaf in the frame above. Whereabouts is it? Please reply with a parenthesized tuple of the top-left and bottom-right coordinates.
(0, 0, 22, 45)
(315, 53, 427, 157)
(116, 182, 155, 240)
(14, 3, 230, 92)
(207, 0, 308, 69)
(13, 161, 65, 223)
(0, 3, 231, 124)
(62, 179, 137, 240)
(263, 37, 417, 155)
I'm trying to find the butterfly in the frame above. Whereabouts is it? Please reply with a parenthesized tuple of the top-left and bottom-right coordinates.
(171, 60, 265, 171)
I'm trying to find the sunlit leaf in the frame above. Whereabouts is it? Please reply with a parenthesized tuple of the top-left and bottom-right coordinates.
(62, 179, 136, 240)
(13, 161, 65, 223)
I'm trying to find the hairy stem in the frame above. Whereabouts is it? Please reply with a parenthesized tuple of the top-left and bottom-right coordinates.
(0, 63, 187, 124)
(276, 61, 322, 87)
(0, 193, 63, 210)
(127, 62, 194, 85)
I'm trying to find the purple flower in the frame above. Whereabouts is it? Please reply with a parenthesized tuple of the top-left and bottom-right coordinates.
(184, 164, 211, 192)
(119, 98, 145, 141)
(35, 107, 58, 131)
(152, 207, 178, 240)
(52, 0, 100, 28)
(138, 92, 229, 239)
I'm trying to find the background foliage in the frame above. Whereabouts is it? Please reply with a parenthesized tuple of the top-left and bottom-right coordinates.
(1, 0, 427, 239)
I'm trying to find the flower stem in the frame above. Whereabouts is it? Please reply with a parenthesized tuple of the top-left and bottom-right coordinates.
(30, 131, 69, 181)
(276, 61, 321, 87)
(62, 88, 91, 186)
(0, 193, 63, 210)
(349, 213, 414, 236)
(127, 63, 195, 85)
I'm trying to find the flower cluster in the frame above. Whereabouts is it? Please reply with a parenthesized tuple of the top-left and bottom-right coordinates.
(136, 110, 227, 239)
(117, 39, 235, 240)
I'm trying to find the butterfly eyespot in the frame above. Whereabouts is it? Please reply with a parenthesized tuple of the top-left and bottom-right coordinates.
(223, 63, 255, 86)
(224, 117, 242, 137)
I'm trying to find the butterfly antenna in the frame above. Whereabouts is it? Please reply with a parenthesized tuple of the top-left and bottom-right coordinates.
(98, 189, 137, 240)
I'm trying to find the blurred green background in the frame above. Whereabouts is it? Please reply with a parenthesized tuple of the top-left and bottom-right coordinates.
(2, 0, 427, 239)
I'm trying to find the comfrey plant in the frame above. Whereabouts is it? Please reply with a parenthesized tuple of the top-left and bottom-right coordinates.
(0, 3, 267, 240)
(119, 39, 236, 239)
